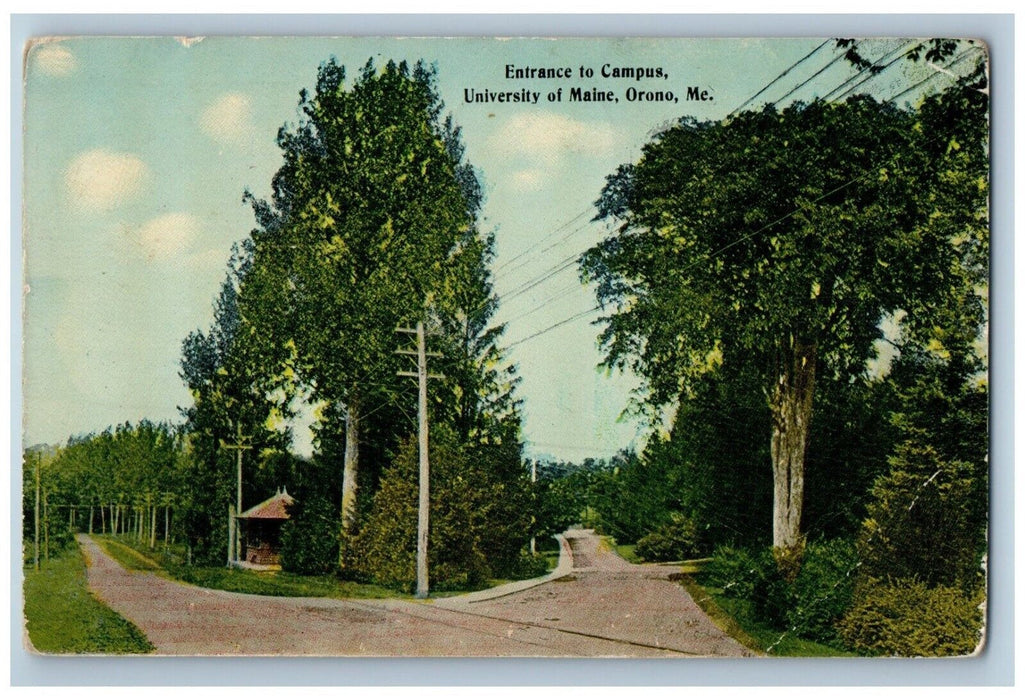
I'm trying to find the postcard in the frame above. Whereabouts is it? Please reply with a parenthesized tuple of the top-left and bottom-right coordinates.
(21, 36, 989, 657)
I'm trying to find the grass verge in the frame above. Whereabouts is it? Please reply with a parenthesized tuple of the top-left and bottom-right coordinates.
(678, 573, 855, 657)
(95, 535, 407, 599)
(23, 544, 153, 654)
(94, 535, 544, 600)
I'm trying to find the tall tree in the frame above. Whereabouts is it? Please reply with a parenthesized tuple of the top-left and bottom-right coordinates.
(581, 93, 987, 555)
(243, 58, 489, 563)
(179, 247, 291, 563)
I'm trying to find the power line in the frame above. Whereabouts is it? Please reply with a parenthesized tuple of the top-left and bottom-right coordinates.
(766, 42, 857, 108)
(727, 39, 831, 118)
(493, 207, 592, 274)
(494, 219, 593, 282)
(885, 46, 984, 104)
(823, 39, 919, 102)
(501, 49, 985, 351)
(506, 305, 601, 349)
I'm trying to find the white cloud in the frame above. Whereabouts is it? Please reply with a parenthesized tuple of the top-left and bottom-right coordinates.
(33, 43, 77, 77)
(134, 213, 201, 260)
(200, 93, 256, 146)
(65, 149, 148, 212)
(490, 112, 619, 159)
(510, 169, 545, 192)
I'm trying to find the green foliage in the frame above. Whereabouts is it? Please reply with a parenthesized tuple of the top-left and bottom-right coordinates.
(645, 367, 772, 549)
(635, 514, 704, 562)
(23, 544, 153, 654)
(684, 574, 856, 657)
(237, 56, 522, 557)
(859, 443, 985, 589)
(856, 350, 988, 590)
(179, 249, 295, 566)
(705, 545, 768, 601)
(352, 429, 531, 592)
(280, 489, 340, 575)
(583, 87, 989, 549)
(510, 552, 550, 579)
(708, 540, 858, 646)
(783, 540, 859, 645)
(837, 578, 984, 656)
(23, 423, 186, 563)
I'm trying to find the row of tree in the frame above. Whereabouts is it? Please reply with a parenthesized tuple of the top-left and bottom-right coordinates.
(176, 58, 534, 588)
(22, 421, 185, 559)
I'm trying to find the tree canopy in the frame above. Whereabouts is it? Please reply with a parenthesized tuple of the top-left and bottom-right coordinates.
(582, 87, 988, 551)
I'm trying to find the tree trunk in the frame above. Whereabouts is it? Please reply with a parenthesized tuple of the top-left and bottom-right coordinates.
(89, 504, 94, 535)
(164, 505, 170, 547)
(150, 505, 157, 549)
(769, 339, 817, 555)
(339, 396, 360, 568)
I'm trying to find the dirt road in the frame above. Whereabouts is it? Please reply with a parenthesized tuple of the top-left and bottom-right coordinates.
(77, 532, 751, 657)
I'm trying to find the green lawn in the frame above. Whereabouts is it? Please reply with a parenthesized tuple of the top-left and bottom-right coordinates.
(94, 535, 541, 600)
(23, 544, 153, 654)
(94, 535, 408, 599)
(678, 574, 856, 657)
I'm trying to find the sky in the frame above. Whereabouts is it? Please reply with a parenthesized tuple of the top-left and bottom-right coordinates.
(21, 36, 962, 460)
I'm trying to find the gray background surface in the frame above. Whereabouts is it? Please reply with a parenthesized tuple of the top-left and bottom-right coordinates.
(9, 12, 1014, 687)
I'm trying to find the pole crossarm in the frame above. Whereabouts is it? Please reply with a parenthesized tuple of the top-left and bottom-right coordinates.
(397, 371, 446, 380)
(395, 348, 443, 358)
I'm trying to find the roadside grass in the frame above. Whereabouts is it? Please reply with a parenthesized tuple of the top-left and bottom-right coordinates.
(95, 535, 408, 599)
(540, 548, 560, 571)
(93, 535, 547, 600)
(93, 537, 162, 571)
(614, 543, 642, 564)
(678, 572, 856, 657)
(23, 544, 153, 654)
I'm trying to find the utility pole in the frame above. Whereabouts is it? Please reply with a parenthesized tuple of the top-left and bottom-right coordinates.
(396, 321, 443, 599)
(221, 423, 252, 565)
(530, 460, 537, 555)
(34, 452, 40, 571)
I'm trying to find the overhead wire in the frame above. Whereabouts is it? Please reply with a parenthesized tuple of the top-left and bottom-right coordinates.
(500, 40, 985, 350)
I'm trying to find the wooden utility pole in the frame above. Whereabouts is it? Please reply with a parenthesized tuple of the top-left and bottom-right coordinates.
(530, 460, 537, 555)
(397, 321, 443, 599)
(34, 453, 40, 571)
(221, 424, 252, 566)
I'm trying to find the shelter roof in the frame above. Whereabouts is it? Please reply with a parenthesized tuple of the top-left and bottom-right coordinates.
(238, 488, 295, 520)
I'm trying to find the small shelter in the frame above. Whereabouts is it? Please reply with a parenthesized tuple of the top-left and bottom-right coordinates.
(237, 487, 295, 569)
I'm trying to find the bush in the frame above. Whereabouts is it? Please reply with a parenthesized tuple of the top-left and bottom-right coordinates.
(511, 552, 550, 579)
(635, 515, 704, 562)
(785, 539, 859, 644)
(706, 539, 859, 646)
(705, 545, 770, 601)
(280, 490, 340, 575)
(837, 578, 984, 656)
(351, 429, 529, 592)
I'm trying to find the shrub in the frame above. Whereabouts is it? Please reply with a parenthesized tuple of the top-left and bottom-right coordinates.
(858, 442, 986, 588)
(785, 539, 859, 644)
(707, 539, 859, 646)
(511, 552, 550, 580)
(837, 578, 984, 656)
(351, 429, 530, 592)
(280, 490, 340, 575)
(704, 545, 769, 600)
(635, 515, 704, 562)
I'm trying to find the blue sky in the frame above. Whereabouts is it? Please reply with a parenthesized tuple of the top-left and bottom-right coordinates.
(21, 36, 957, 459)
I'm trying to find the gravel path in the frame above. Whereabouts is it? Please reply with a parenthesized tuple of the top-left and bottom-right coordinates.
(437, 529, 753, 657)
(77, 532, 750, 657)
